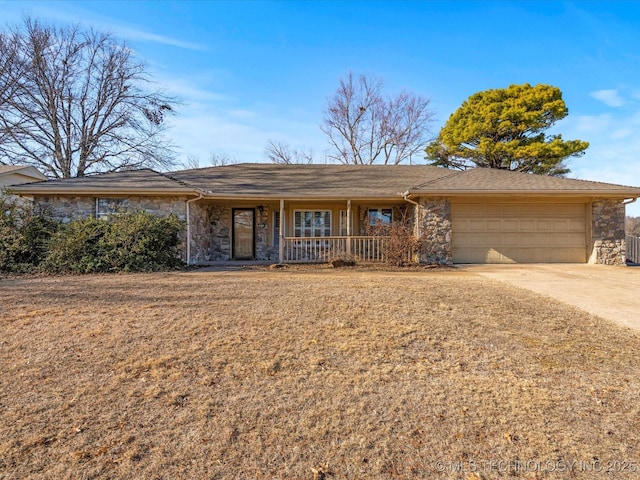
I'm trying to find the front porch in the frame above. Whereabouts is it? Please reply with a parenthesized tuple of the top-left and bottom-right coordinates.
(187, 198, 421, 265)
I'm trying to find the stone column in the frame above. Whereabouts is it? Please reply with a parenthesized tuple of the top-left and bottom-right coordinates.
(417, 197, 452, 265)
(589, 199, 627, 265)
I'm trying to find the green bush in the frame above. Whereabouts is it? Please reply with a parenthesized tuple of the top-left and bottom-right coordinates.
(0, 195, 59, 273)
(44, 211, 185, 274)
(1, 193, 185, 274)
(43, 217, 111, 273)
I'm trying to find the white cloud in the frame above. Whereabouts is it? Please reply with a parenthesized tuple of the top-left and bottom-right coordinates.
(157, 77, 230, 104)
(228, 110, 259, 120)
(560, 111, 640, 216)
(590, 89, 625, 107)
(568, 113, 613, 134)
(10, 3, 205, 51)
(107, 24, 206, 51)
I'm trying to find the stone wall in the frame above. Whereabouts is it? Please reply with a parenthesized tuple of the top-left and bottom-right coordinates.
(207, 205, 232, 261)
(129, 196, 187, 220)
(34, 195, 188, 222)
(590, 199, 627, 265)
(188, 201, 213, 263)
(190, 203, 278, 263)
(416, 197, 452, 265)
(255, 205, 279, 262)
(34, 196, 96, 222)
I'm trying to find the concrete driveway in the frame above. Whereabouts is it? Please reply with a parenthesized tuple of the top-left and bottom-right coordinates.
(460, 264, 640, 331)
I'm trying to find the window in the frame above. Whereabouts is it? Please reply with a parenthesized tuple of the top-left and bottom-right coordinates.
(273, 211, 280, 248)
(96, 198, 129, 220)
(294, 210, 331, 237)
(368, 208, 393, 226)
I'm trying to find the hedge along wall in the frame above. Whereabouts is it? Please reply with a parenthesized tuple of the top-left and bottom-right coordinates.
(33, 195, 191, 261)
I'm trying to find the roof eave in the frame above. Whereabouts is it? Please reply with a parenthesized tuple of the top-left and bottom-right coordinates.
(198, 193, 407, 202)
(8, 187, 197, 196)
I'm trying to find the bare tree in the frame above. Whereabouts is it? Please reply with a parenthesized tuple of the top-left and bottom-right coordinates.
(627, 216, 640, 236)
(265, 139, 314, 164)
(321, 72, 434, 165)
(0, 18, 176, 178)
(209, 152, 237, 167)
(183, 154, 201, 170)
(0, 31, 23, 147)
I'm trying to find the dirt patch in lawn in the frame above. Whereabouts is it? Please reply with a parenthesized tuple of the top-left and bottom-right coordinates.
(1, 270, 639, 479)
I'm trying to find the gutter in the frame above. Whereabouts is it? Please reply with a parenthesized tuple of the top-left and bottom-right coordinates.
(7, 188, 195, 196)
(185, 193, 204, 265)
(405, 189, 640, 197)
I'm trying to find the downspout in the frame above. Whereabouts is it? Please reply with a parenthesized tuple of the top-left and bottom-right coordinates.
(623, 198, 637, 206)
(186, 193, 204, 265)
(401, 191, 421, 237)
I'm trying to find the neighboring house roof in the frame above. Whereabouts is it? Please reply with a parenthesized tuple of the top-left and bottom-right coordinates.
(0, 165, 47, 184)
(8, 163, 640, 200)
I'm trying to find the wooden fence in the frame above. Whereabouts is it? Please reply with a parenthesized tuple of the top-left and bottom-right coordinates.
(627, 235, 640, 263)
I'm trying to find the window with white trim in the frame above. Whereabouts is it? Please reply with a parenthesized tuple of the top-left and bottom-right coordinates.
(96, 198, 129, 220)
(367, 208, 393, 226)
(294, 210, 331, 237)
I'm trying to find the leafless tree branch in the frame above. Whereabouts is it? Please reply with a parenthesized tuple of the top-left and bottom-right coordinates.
(321, 72, 434, 165)
(265, 139, 314, 164)
(209, 152, 237, 167)
(0, 18, 177, 177)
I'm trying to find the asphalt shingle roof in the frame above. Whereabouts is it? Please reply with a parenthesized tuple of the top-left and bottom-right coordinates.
(409, 167, 640, 195)
(8, 163, 640, 199)
(8, 169, 194, 194)
(169, 164, 453, 198)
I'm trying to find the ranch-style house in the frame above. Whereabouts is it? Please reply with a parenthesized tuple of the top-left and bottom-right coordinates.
(9, 164, 640, 265)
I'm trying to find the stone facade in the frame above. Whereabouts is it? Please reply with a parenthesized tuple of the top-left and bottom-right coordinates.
(34, 196, 96, 222)
(34, 195, 188, 222)
(590, 199, 627, 265)
(30, 194, 631, 266)
(255, 205, 279, 262)
(416, 197, 452, 265)
(188, 203, 232, 262)
(188, 202, 278, 263)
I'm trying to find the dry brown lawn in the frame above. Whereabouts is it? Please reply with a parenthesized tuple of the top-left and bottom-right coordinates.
(1, 268, 639, 479)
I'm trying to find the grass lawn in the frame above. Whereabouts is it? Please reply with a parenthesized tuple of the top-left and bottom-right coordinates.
(1, 268, 639, 479)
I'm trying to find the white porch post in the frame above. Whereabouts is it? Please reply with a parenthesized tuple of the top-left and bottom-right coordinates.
(278, 199, 285, 263)
(346, 199, 352, 257)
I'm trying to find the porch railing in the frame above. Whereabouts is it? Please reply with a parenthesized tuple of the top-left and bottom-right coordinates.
(283, 236, 411, 263)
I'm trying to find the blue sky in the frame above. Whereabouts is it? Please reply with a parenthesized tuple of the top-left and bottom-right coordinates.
(3, 0, 640, 214)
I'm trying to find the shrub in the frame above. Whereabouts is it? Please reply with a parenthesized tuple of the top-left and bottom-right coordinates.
(43, 217, 111, 273)
(0, 195, 59, 273)
(44, 211, 185, 274)
(368, 213, 421, 267)
(1, 192, 185, 274)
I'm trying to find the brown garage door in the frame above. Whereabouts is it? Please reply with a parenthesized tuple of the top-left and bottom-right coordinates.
(452, 203, 587, 263)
